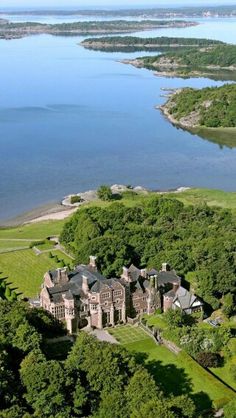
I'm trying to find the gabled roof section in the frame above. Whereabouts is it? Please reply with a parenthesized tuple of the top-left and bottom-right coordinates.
(173, 286, 202, 310)
(128, 264, 141, 281)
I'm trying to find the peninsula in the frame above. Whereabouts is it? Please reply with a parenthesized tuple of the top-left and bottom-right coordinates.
(0, 19, 197, 40)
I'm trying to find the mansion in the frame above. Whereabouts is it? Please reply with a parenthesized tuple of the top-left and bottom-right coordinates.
(40, 256, 203, 333)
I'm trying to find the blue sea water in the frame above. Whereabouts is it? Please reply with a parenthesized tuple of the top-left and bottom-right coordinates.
(0, 17, 236, 221)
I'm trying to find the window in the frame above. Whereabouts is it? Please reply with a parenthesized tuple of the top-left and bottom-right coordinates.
(101, 292, 110, 299)
(114, 290, 122, 297)
(90, 304, 97, 311)
(91, 296, 96, 300)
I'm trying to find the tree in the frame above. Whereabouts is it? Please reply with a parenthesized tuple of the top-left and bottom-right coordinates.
(125, 369, 160, 414)
(13, 322, 42, 353)
(93, 390, 129, 418)
(164, 309, 185, 328)
(130, 399, 174, 418)
(222, 293, 234, 317)
(97, 185, 113, 201)
(20, 351, 70, 417)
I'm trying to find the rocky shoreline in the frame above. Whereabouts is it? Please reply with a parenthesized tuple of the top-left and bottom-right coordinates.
(122, 57, 236, 80)
(0, 184, 191, 227)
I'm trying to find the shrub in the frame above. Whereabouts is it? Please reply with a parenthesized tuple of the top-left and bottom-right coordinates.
(30, 240, 45, 248)
(196, 351, 221, 368)
(70, 195, 82, 204)
(155, 308, 162, 315)
(97, 185, 113, 201)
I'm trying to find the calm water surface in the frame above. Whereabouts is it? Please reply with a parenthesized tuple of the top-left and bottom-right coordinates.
(0, 18, 236, 221)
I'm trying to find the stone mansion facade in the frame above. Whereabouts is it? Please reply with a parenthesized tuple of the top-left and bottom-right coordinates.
(40, 256, 203, 333)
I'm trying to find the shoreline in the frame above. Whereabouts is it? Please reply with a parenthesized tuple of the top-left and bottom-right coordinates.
(122, 58, 236, 80)
(0, 185, 191, 228)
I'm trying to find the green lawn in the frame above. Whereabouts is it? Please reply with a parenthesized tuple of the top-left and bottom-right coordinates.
(109, 325, 234, 412)
(0, 219, 66, 240)
(0, 248, 73, 298)
(83, 188, 236, 212)
(211, 354, 236, 391)
(168, 188, 236, 211)
(0, 240, 31, 253)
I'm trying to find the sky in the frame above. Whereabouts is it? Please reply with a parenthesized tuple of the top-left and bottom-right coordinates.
(1, 0, 236, 9)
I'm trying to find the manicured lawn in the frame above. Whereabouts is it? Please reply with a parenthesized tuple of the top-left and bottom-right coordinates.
(0, 248, 73, 298)
(109, 325, 234, 412)
(35, 240, 56, 251)
(0, 220, 66, 240)
(0, 240, 31, 253)
(211, 355, 236, 391)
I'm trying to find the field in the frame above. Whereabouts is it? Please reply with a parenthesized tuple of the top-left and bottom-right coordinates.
(169, 188, 236, 211)
(109, 325, 235, 412)
(0, 240, 31, 253)
(0, 248, 73, 298)
(0, 219, 66, 240)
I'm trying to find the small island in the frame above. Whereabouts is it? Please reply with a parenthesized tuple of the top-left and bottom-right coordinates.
(0, 19, 198, 40)
(81, 35, 223, 52)
(160, 84, 236, 148)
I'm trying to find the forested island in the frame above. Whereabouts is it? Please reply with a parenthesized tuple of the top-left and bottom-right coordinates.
(81, 35, 223, 52)
(160, 84, 236, 147)
(0, 19, 197, 40)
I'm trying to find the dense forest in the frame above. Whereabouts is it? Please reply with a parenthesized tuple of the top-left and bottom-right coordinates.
(60, 196, 236, 310)
(141, 44, 236, 70)
(0, 300, 197, 418)
(166, 84, 236, 128)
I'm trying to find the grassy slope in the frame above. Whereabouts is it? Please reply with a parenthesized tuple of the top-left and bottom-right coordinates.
(109, 325, 234, 411)
(0, 240, 31, 253)
(0, 219, 66, 240)
(0, 248, 73, 297)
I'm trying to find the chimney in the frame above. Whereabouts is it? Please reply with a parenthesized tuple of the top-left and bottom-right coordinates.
(56, 267, 69, 285)
(172, 282, 180, 293)
(121, 267, 130, 282)
(82, 275, 89, 295)
(141, 269, 147, 278)
(89, 256, 97, 270)
(161, 263, 169, 272)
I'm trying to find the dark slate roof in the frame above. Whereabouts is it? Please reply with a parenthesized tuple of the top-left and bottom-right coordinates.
(128, 264, 141, 281)
(164, 289, 176, 298)
(63, 290, 74, 300)
(46, 265, 124, 303)
(157, 270, 181, 286)
(148, 269, 158, 276)
(91, 278, 121, 293)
